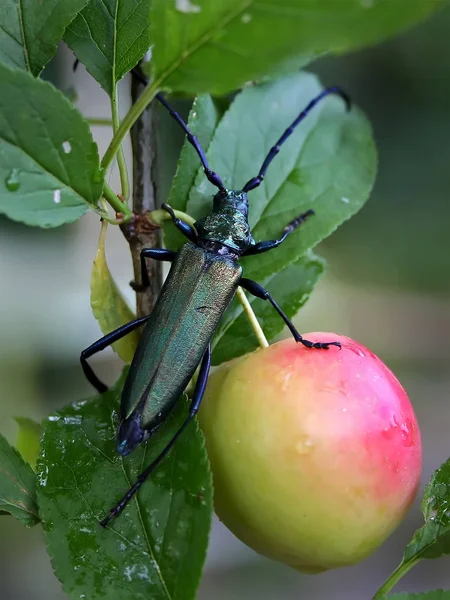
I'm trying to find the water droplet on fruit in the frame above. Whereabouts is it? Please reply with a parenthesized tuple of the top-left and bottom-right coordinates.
(401, 418, 414, 447)
(347, 343, 366, 358)
(5, 169, 20, 191)
(296, 435, 314, 455)
(282, 371, 292, 391)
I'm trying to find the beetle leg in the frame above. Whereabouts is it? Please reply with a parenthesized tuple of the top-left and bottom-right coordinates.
(161, 203, 198, 243)
(130, 247, 176, 292)
(243, 209, 314, 256)
(239, 278, 341, 350)
(80, 316, 150, 392)
(100, 344, 212, 527)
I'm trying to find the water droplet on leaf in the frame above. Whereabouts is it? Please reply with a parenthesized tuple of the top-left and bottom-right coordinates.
(63, 415, 82, 425)
(5, 169, 20, 191)
(175, 0, 201, 13)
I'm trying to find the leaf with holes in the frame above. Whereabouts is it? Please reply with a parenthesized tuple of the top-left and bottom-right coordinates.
(65, 0, 152, 95)
(0, 0, 88, 74)
(0, 64, 103, 227)
(148, 0, 442, 94)
(91, 221, 140, 363)
(0, 433, 39, 526)
(37, 373, 213, 600)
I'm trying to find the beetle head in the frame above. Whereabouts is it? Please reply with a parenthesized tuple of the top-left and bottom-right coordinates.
(116, 411, 149, 456)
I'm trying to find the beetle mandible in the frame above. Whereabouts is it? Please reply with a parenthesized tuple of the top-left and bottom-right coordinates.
(81, 77, 350, 526)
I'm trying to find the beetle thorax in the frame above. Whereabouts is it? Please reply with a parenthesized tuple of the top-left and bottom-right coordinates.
(195, 189, 255, 255)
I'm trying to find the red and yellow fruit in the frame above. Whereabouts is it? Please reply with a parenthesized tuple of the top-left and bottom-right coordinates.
(199, 334, 422, 572)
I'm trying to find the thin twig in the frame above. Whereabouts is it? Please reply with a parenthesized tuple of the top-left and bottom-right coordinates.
(120, 70, 162, 318)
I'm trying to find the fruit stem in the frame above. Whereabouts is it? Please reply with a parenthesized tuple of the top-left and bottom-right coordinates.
(236, 287, 269, 349)
(149, 208, 197, 229)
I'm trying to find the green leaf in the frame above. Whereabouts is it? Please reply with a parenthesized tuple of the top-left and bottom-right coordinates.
(187, 72, 376, 281)
(261, 52, 319, 82)
(212, 251, 325, 365)
(14, 417, 41, 470)
(37, 374, 213, 600)
(161, 72, 375, 367)
(65, 0, 152, 95)
(374, 459, 450, 599)
(0, 0, 89, 74)
(390, 593, 450, 600)
(0, 432, 39, 527)
(91, 220, 140, 363)
(164, 94, 222, 251)
(0, 64, 103, 227)
(402, 459, 450, 561)
(148, 0, 442, 94)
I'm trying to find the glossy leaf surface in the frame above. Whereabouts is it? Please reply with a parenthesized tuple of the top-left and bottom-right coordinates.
(149, 0, 442, 94)
(37, 375, 212, 600)
(0, 0, 88, 74)
(91, 220, 140, 363)
(0, 64, 103, 227)
(0, 433, 39, 526)
(375, 459, 450, 599)
(65, 0, 152, 95)
(402, 459, 450, 561)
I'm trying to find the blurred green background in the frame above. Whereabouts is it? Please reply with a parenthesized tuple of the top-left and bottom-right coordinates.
(1, 6, 450, 599)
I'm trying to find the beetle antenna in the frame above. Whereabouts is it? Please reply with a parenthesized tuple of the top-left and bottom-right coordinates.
(242, 86, 351, 193)
(131, 68, 225, 191)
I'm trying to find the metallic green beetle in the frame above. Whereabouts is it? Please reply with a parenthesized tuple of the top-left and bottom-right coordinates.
(81, 85, 350, 526)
